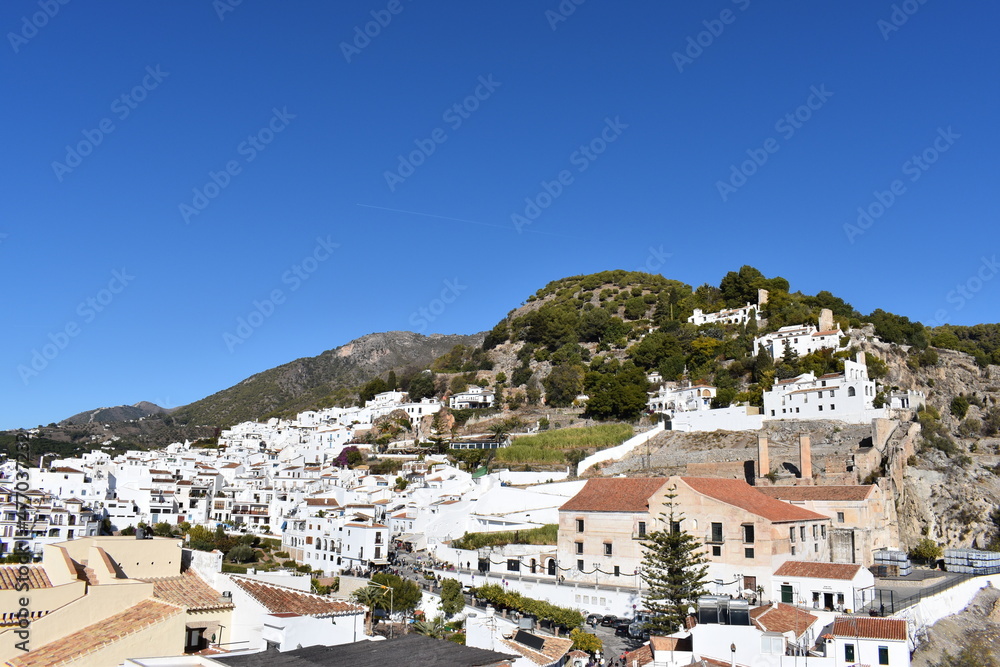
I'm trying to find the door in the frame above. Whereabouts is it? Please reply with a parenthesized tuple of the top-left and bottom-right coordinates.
(824, 593, 834, 610)
(781, 585, 793, 604)
(548, 559, 556, 576)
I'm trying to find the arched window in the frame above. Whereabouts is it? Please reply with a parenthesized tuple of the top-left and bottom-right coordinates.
(547, 559, 556, 576)
(848, 387, 856, 397)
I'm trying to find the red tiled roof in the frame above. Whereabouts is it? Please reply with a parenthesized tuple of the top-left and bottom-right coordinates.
(8, 599, 183, 667)
(51, 467, 83, 474)
(750, 603, 818, 638)
(230, 576, 364, 616)
(623, 643, 653, 666)
(757, 486, 874, 502)
(500, 632, 573, 665)
(650, 636, 692, 651)
(559, 478, 667, 513)
(305, 498, 340, 506)
(680, 478, 828, 522)
(831, 616, 907, 641)
(0, 566, 51, 590)
(145, 570, 234, 611)
(774, 561, 863, 580)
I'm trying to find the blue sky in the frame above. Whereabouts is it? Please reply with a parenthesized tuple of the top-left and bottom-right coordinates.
(1, 1, 997, 429)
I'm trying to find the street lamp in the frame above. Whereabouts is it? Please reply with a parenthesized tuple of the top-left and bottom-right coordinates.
(368, 582, 394, 639)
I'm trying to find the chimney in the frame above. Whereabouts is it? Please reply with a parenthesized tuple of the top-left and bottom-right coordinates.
(757, 436, 769, 479)
(799, 435, 812, 479)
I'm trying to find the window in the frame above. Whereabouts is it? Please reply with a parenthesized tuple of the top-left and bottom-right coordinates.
(845, 643, 855, 661)
(818, 391, 823, 398)
(791, 546, 796, 556)
(576, 542, 583, 554)
(711, 545, 721, 557)
(848, 386, 856, 397)
(831, 404, 835, 410)
(800, 526, 806, 541)
(604, 543, 613, 556)
(576, 519, 584, 533)
(614, 565, 620, 577)
(878, 645, 889, 665)
(814, 543, 818, 553)
(637, 521, 646, 537)
(818, 405, 823, 411)
(837, 512, 845, 523)
(789, 527, 796, 543)
(745, 547, 755, 559)
(375, 547, 381, 559)
(670, 521, 681, 534)
(813, 524, 819, 539)
(821, 525, 827, 538)
(577, 559, 584, 571)
(710, 522, 723, 543)
(507, 559, 520, 572)
(742, 524, 755, 544)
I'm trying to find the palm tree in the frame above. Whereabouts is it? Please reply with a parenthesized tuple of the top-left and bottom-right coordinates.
(489, 422, 510, 446)
(352, 586, 382, 636)
(411, 615, 447, 639)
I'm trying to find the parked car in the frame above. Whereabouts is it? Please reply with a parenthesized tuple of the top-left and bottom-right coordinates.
(600, 615, 619, 627)
(614, 620, 631, 636)
(585, 613, 604, 626)
(629, 611, 652, 640)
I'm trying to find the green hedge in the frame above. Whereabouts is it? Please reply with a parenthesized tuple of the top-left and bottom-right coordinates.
(471, 584, 583, 632)
(451, 525, 558, 550)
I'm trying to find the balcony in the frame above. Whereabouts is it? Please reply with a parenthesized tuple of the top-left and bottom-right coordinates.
(705, 532, 725, 545)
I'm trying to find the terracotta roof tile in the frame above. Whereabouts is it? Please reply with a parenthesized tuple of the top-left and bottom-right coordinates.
(757, 486, 874, 502)
(774, 561, 863, 580)
(8, 599, 183, 667)
(230, 576, 364, 616)
(831, 616, 907, 641)
(750, 603, 818, 638)
(680, 478, 828, 522)
(623, 643, 653, 666)
(499, 632, 573, 665)
(560, 478, 667, 513)
(145, 570, 234, 611)
(0, 566, 51, 590)
(650, 636, 692, 651)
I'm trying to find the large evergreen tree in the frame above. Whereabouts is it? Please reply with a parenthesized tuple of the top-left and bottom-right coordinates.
(639, 486, 709, 635)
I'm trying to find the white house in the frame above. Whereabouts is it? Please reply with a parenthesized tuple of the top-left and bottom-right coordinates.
(762, 355, 888, 424)
(771, 561, 876, 613)
(828, 616, 909, 667)
(755, 324, 842, 360)
(449, 386, 496, 409)
(647, 383, 716, 415)
(689, 302, 761, 327)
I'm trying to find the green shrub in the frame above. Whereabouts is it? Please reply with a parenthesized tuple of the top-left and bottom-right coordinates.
(452, 525, 558, 550)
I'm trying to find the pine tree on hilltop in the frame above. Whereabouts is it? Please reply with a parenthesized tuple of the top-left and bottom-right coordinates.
(639, 486, 710, 636)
